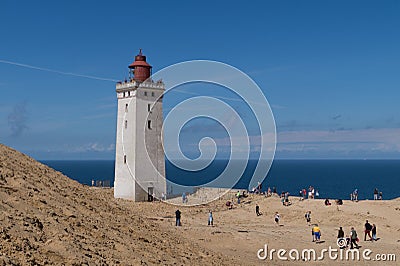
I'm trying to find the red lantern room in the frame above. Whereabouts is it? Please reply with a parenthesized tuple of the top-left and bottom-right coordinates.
(128, 49, 152, 82)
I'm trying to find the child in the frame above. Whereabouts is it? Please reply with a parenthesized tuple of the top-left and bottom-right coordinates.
(305, 211, 311, 226)
(274, 212, 280, 225)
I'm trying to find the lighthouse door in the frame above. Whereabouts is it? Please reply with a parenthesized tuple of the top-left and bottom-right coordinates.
(148, 187, 154, 202)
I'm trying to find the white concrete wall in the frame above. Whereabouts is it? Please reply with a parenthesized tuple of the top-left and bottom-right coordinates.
(114, 82, 166, 201)
(114, 90, 136, 199)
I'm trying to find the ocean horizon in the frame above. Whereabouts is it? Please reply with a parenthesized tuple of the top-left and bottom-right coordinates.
(40, 159, 400, 200)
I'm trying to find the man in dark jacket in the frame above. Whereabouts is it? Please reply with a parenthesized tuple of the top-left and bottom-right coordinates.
(364, 220, 372, 241)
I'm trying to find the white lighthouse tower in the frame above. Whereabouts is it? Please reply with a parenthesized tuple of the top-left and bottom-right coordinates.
(114, 50, 166, 201)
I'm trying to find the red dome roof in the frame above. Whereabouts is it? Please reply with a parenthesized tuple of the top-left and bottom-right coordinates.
(128, 49, 152, 69)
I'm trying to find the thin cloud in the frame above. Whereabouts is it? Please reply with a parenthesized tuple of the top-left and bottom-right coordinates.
(70, 143, 115, 153)
(0, 59, 119, 82)
(278, 128, 400, 153)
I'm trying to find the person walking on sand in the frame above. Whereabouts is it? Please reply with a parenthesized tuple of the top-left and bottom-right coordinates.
(256, 204, 261, 216)
(372, 224, 377, 241)
(338, 227, 345, 239)
(208, 210, 213, 226)
(350, 227, 359, 249)
(374, 188, 379, 200)
(364, 220, 373, 241)
(305, 211, 311, 226)
(313, 224, 321, 242)
(274, 212, 280, 225)
(175, 209, 181, 226)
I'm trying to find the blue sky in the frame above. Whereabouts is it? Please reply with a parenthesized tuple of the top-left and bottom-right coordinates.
(1, 0, 400, 160)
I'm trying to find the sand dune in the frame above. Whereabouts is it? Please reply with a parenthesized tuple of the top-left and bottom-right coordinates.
(1, 143, 399, 265)
(0, 144, 235, 265)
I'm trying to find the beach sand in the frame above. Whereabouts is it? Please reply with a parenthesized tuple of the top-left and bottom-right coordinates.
(1, 143, 399, 265)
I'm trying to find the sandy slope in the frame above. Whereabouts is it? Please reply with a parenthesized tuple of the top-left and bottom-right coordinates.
(1, 143, 399, 265)
(0, 144, 235, 265)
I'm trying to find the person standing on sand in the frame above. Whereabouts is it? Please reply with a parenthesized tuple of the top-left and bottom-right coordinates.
(256, 204, 261, 216)
(350, 227, 359, 249)
(274, 212, 280, 225)
(208, 210, 213, 226)
(372, 224, 377, 241)
(305, 211, 311, 226)
(364, 220, 372, 241)
(175, 209, 181, 226)
(379, 191, 383, 200)
(374, 188, 379, 200)
(353, 189, 358, 201)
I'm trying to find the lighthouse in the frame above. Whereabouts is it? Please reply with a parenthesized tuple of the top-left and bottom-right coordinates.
(114, 50, 166, 201)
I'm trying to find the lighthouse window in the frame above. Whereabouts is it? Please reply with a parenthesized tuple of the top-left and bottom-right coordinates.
(147, 104, 151, 112)
(151, 92, 155, 97)
(124, 155, 127, 164)
(125, 104, 128, 112)
(147, 120, 152, 130)
(125, 120, 128, 129)
(144, 91, 148, 96)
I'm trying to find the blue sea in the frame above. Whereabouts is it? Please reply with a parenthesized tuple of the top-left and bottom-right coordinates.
(41, 160, 400, 200)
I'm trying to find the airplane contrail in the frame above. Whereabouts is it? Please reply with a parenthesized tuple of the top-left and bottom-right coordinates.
(0, 59, 119, 82)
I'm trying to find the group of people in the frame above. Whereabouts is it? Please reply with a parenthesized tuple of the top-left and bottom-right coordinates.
(174, 187, 381, 255)
(175, 209, 214, 226)
(337, 220, 378, 249)
(299, 186, 319, 200)
(250, 182, 263, 194)
(350, 188, 384, 201)
(304, 211, 322, 242)
(373, 188, 383, 200)
(337, 226, 359, 249)
(350, 189, 359, 201)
